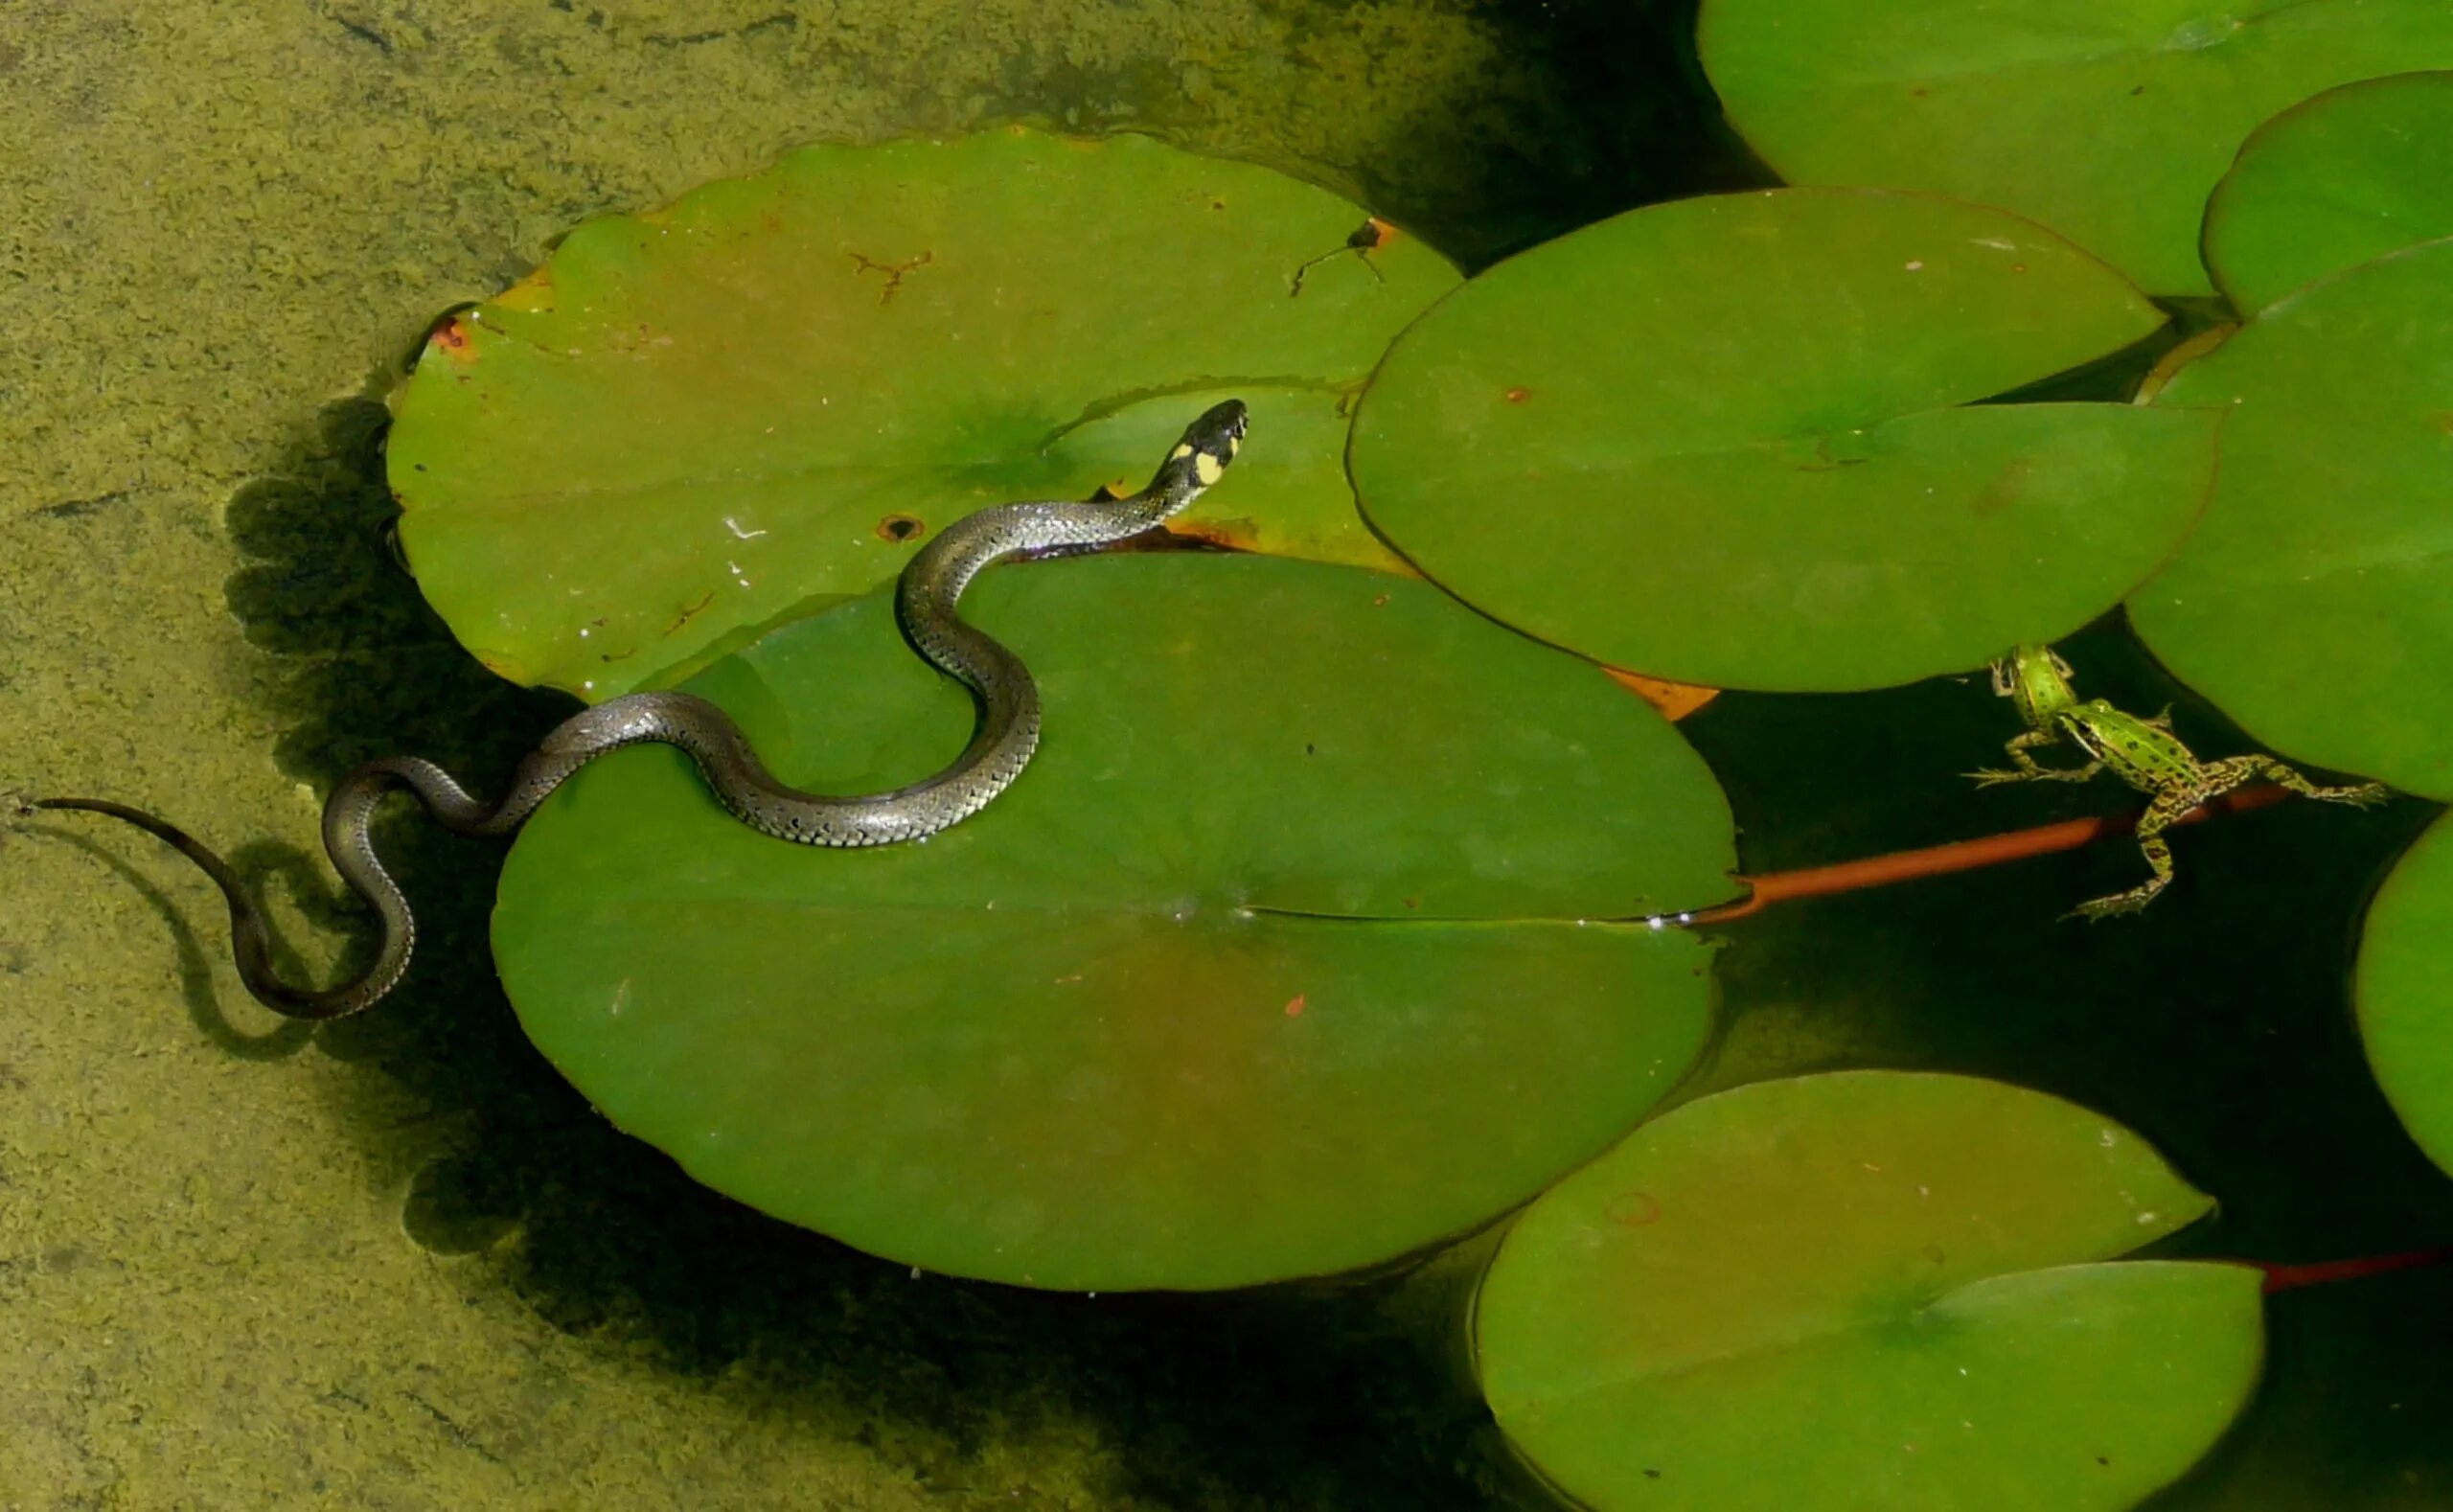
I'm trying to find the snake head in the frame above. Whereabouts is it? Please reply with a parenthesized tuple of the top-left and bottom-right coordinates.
(1155, 400, 1249, 497)
(1186, 398, 1249, 456)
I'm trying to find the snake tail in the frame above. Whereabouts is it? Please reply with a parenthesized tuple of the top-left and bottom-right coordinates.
(29, 793, 390, 1019)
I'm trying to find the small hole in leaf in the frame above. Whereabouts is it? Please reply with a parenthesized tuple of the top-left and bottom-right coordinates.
(877, 514, 926, 543)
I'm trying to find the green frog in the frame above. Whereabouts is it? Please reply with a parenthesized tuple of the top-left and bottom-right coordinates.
(1970, 643, 2389, 919)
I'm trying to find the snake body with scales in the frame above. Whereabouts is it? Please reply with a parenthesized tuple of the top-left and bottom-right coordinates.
(27, 399, 1249, 1019)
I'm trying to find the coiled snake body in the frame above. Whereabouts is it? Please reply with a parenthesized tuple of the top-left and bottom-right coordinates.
(31, 400, 1249, 1019)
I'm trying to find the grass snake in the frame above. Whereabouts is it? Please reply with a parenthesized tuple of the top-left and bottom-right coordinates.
(25, 398, 1249, 1019)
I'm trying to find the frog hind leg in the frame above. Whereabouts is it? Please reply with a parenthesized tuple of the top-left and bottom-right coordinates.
(1968, 728, 2103, 788)
(2066, 757, 2266, 921)
(2256, 760, 2392, 808)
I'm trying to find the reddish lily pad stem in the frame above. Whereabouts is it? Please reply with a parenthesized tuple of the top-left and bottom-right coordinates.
(2255, 1248, 2453, 1295)
(1688, 784, 2291, 925)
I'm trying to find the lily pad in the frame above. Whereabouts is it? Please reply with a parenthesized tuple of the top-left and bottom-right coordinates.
(1055, 387, 1408, 575)
(1474, 1070, 2264, 1511)
(493, 554, 1736, 1291)
(2355, 811, 2453, 1180)
(2130, 239, 2453, 799)
(386, 129, 1453, 699)
(1699, 0, 2453, 295)
(1348, 188, 2216, 693)
(2205, 72, 2453, 314)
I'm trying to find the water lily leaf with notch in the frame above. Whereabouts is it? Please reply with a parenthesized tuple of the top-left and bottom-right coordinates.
(386, 129, 1451, 700)
(1349, 188, 2216, 693)
(2132, 239, 2453, 799)
(493, 554, 1736, 1291)
(1699, 0, 2453, 296)
(2355, 811, 2453, 1181)
(1475, 1070, 2263, 1511)
(2205, 72, 2453, 314)
(1049, 387, 1406, 571)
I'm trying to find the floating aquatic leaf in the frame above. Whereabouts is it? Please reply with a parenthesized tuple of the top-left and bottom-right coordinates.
(2131, 240, 2453, 799)
(494, 555, 1736, 1290)
(1350, 189, 2214, 693)
(2205, 71, 2453, 314)
(1476, 1070, 2263, 1511)
(2356, 811, 2453, 1180)
(1699, 0, 2453, 294)
(387, 129, 1452, 699)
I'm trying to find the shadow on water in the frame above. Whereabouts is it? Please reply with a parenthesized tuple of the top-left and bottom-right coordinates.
(1353, 0, 1767, 268)
(212, 388, 1495, 1507)
(32, 827, 315, 1063)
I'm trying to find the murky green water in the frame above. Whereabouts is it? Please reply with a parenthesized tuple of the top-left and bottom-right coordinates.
(7, 3, 2450, 1508)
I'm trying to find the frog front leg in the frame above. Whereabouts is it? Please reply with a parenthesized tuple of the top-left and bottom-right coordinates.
(1967, 727, 2102, 788)
(2066, 756, 2267, 920)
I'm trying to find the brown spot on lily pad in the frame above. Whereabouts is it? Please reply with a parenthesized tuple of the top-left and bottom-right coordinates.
(429, 317, 476, 362)
(1603, 666, 1719, 722)
(1606, 1189, 1662, 1226)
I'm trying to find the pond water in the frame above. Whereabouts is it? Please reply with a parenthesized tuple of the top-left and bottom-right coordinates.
(5, 2, 2450, 1508)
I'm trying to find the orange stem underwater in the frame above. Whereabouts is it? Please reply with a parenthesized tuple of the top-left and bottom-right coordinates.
(2255, 1248, 2453, 1294)
(1685, 784, 2291, 926)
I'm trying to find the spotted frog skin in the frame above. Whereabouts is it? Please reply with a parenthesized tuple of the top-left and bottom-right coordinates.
(1969, 644, 2389, 919)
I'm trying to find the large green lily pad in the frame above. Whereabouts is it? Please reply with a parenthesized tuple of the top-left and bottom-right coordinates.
(494, 554, 1736, 1291)
(2205, 72, 2453, 314)
(1475, 1070, 2264, 1511)
(2131, 239, 2453, 799)
(2355, 811, 2453, 1180)
(1699, 0, 2453, 296)
(387, 129, 1453, 700)
(1348, 188, 2216, 693)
